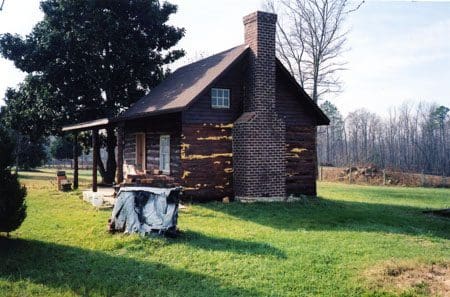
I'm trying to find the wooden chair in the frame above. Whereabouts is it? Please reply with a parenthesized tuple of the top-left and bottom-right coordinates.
(123, 164, 146, 183)
(56, 171, 72, 191)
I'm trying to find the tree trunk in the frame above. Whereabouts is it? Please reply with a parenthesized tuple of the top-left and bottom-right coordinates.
(326, 127, 330, 164)
(104, 127, 117, 184)
(94, 127, 117, 185)
(94, 144, 106, 178)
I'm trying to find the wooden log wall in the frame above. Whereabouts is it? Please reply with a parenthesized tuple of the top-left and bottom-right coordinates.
(145, 132, 181, 179)
(122, 113, 182, 183)
(285, 125, 317, 196)
(275, 67, 317, 126)
(181, 123, 234, 201)
(123, 133, 136, 167)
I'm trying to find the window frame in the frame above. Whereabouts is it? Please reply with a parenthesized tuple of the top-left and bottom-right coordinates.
(159, 135, 170, 174)
(211, 87, 230, 109)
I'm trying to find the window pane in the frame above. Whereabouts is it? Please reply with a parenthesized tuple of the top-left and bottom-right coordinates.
(165, 153, 170, 171)
(159, 135, 170, 173)
(211, 88, 230, 108)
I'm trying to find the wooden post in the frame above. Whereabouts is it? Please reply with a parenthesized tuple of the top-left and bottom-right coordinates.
(73, 132, 79, 189)
(116, 124, 124, 184)
(92, 128, 99, 192)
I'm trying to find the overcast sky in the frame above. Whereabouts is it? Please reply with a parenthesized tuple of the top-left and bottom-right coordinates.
(0, 0, 449, 116)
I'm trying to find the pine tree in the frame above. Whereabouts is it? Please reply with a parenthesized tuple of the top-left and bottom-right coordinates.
(0, 125, 27, 236)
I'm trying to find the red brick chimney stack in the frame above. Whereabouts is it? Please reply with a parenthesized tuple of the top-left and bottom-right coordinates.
(243, 11, 278, 113)
(233, 11, 286, 201)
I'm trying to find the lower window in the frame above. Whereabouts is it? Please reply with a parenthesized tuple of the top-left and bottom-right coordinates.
(159, 135, 170, 174)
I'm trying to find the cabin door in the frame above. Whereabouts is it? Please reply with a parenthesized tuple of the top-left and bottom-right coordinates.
(135, 133, 146, 172)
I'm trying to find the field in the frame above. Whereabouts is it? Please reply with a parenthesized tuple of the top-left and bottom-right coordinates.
(0, 169, 449, 297)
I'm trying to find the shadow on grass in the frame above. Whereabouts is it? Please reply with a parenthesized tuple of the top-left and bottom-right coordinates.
(18, 175, 91, 183)
(177, 230, 286, 259)
(17, 169, 46, 173)
(203, 198, 450, 239)
(18, 175, 53, 181)
(0, 238, 260, 297)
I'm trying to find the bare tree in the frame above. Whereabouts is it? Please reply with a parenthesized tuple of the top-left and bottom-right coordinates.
(266, 0, 363, 102)
(317, 100, 449, 176)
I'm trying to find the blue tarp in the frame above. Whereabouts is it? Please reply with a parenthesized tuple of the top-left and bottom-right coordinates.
(109, 186, 181, 236)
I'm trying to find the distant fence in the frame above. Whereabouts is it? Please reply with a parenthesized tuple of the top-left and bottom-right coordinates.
(318, 166, 449, 188)
(44, 159, 92, 170)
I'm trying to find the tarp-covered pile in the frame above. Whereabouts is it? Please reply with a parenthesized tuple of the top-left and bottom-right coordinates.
(109, 186, 181, 236)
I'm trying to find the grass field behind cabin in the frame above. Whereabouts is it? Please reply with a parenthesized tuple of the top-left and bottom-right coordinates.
(0, 169, 449, 296)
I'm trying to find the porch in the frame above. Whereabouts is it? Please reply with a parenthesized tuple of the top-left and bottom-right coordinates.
(82, 186, 116, 208)
(61, 114, 181, 194)
(62, 118, 122, 193)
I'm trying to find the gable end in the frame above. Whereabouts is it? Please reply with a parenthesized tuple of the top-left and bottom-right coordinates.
(275, 60, 330, 126)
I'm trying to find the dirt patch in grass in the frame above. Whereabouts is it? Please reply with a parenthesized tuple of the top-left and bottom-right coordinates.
(365, 260, 450, 296)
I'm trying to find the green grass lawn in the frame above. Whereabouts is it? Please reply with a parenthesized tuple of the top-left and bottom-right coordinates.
(0, 170, 449, 297)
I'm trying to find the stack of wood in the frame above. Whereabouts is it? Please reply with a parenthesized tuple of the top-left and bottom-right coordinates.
(123, 172, 179, 188)
(138, 174, 179, 188)
(340, 165, 383, 184)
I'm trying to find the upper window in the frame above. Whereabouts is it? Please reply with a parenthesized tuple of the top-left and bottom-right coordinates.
(211, 88, 230, 109)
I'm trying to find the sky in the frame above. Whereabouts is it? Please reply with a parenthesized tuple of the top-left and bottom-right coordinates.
(0, 0, 449, 116)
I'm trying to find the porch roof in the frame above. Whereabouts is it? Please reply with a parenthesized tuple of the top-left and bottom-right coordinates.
(62, 118, 111, 132)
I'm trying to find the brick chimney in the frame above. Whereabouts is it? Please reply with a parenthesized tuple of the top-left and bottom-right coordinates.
(233, 11, 286, 201)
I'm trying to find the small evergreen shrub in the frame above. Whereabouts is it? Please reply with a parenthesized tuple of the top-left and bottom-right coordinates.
(0, 125, 27, 236)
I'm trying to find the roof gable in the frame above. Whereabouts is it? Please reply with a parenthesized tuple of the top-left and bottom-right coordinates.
(118, 45, 249, 120)
(117, 44, 328, 125)
(275, 60, 330, 125)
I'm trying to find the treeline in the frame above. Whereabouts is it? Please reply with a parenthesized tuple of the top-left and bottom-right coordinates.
(317, 101, 450, 176)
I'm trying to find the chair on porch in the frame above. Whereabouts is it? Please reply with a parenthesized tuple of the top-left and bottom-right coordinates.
(123, 163, 146, 183)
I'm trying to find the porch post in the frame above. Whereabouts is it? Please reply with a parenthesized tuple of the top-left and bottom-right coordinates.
(73, 132, 79, 189)
(92, 128, 99, 192)
(116, 123, 124, 184)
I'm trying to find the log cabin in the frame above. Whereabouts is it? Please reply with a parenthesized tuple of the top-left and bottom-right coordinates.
(63, 11, 329, 202)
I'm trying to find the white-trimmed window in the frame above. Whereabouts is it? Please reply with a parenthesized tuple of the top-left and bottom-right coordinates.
(159, 135, 170, 174)
(211, 88, 230, 109)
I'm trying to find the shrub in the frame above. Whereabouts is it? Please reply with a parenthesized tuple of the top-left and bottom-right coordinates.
(0, 125, 27, 236)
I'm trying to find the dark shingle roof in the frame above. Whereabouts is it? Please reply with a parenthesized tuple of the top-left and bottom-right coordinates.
(118, 45, 249, 120)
